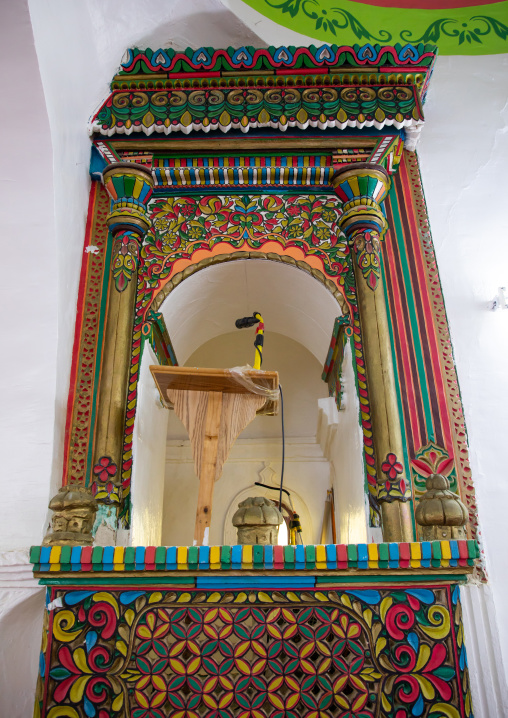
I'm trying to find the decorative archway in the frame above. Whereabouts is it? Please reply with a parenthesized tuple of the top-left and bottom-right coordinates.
(117, 195, 381, 529)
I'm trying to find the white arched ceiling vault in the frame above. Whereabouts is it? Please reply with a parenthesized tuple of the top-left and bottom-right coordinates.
(159, 259, 341, 366)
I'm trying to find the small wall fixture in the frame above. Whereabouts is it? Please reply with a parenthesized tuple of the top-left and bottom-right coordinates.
(490, 287, 508, 311)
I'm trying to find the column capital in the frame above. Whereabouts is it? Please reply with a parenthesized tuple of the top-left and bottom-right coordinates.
(102, 161, 154, 236)
(332, 162, 391, 236)
(332, 163, 391, 292)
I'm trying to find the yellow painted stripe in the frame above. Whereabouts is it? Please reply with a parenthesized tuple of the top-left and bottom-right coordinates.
(50, 547, 61, 564)
(242, 545, 253, 566)
(50, 564, 61, 572)
(410, 559, 421, 568)
(210, 546, 221, 568)
(410, 543, 422, 560)
(348, 175, 360, 198)
(133, 176, 144, 199)
(113, 547, 125, 564)
(114, 563, 125, 572)
(177, 547, 188, 567)
(316, 545, 327, 569)
(441, 541, 452, 560)
(367, 544, 378, 561)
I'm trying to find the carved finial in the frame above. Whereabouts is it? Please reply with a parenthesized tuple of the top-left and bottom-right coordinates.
(415, 473, 468, 540)
(43, 485, 98, 546)
(232, 496, 283, 545)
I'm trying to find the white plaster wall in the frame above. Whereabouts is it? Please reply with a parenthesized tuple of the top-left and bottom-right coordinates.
(0, 0, 57, 549)
(0, 551, 46, 718)
(317, 343, 368, 545)
(130, 345, 168, 547)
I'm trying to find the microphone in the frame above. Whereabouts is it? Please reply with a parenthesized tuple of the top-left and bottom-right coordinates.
(235, 313, 261, 329)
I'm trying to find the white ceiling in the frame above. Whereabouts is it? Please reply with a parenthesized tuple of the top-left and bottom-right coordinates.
(159, 259, 342, 365)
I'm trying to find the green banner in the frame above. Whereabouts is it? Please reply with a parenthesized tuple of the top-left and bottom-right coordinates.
(242, 0, 508, 54)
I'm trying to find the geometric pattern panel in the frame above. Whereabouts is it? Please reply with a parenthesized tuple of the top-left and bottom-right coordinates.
(36, 585, 473, 717)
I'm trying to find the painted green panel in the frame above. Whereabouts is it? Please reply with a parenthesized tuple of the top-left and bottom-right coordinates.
(253, 546, 264, 565)
(241, 0, 508, 55)
(357, 174, 369, 197)
(221, 546, 232, 566)
(124, 547, 135, 564)
(60, 546, 72, 564)
(347, 544, 358, 562)
(123, 174, 136, 197)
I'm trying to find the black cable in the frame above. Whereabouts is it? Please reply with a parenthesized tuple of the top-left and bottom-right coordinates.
(279, 385, 285, 512)
(254, 482, 291, 499)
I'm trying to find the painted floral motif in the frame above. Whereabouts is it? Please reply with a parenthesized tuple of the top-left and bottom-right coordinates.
(112, 231, 139, 292)
(265, 0, 392, 41)
(39, 586, 472, 718)
(351, 228, 381, 291)
(138, 194, 351, 321)
(401, 15, 508, 46)
(411, 442, 458, 498)
(91, 456, 120, 504)
(379, 453, 411, 502)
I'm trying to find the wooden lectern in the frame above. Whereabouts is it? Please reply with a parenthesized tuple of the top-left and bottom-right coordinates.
(150, 366, 279, 545)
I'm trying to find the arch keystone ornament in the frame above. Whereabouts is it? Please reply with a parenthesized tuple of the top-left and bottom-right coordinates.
(333, 162, 413, 542)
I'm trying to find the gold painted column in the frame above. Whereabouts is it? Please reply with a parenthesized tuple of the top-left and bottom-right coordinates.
(43, 162, 154, 545)
(332, 162, 413, 542)
(90, 162, 154, 511)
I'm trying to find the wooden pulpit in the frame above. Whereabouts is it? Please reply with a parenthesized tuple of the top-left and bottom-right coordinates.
(150, 366, 279, 545)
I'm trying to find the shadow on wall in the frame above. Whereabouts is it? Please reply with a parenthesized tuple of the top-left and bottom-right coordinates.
(133, 8, 266, 53)
(0, 588, 46, 718)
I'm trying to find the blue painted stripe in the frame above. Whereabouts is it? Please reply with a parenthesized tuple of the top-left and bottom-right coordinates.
(166, 546, 177, 570)
(231, 545, 242, 568)
(199, 546, 210, 567)
(295, 545, 305, 569)
(264, 545, 274, 569)
(103, 547, 114, 564)
(450, 541, 459, 560)
(40, 547, 51, 564)
(421, 542, 432, 560)
(70, 547, 82, 564)
(326, 544, 337, 568)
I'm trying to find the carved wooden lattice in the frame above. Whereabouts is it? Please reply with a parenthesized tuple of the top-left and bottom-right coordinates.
(37, 587, 472, 717)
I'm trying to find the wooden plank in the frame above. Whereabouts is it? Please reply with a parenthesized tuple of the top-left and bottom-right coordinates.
(151, 365, 279, 415)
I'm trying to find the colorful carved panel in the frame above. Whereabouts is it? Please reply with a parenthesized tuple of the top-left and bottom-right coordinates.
(35, 584, 472, 718)
(139, 194, 351, 315)
(92, 84, 423, 137)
